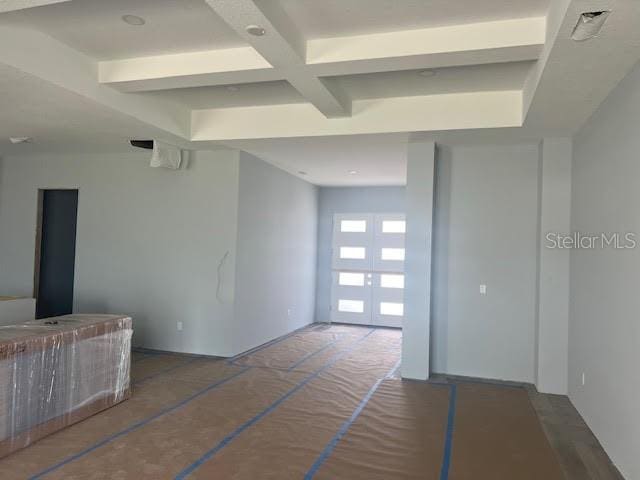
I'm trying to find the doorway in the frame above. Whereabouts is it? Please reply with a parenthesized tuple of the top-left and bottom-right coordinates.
(35, 189, 79, 319)
(330, 213, 406, 327)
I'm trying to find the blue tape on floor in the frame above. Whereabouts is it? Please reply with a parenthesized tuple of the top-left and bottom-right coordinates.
(132, 348, 177, 359)
(174, 328, 376, 480)
(439, 384, 457, 480)
(286, 335, 344, 371)
(386, 358, 402, 379)
(133, 357, 200, 385)
(226, 325, 310, 366)
(229, 328, 350, 370)
(131, 352, 169, 364)
(29, 366, 251, 480)
(448, 377, 525, 390)
(304, 358, 402, 479)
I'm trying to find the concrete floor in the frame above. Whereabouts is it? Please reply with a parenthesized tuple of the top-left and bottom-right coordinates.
(529, 388, 625, 480)
(430, 374, 625, 480)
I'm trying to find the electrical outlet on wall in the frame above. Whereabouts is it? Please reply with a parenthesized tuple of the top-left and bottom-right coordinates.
(177, 321, 183, 332)
(479, 284, 487, 295)
(581, 372, 586, 386)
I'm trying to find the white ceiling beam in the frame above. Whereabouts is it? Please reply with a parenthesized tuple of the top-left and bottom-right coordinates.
(204, 0, 350, 118)
(0, 26, 192, 144)
(306, 17, 545, 76)
(99, 17, 544, 93)
(99, 47, 281, 93)
(0, 0, 69, 13)
(191, 90, 522, 141)
(523, 1, 572, 118)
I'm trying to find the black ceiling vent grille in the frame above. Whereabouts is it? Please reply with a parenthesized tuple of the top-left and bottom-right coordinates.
(130, 140, 154, 150)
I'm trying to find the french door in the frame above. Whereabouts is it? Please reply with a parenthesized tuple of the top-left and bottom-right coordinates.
(330, 213, 406, 328)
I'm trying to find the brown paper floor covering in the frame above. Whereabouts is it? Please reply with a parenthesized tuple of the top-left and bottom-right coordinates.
(0, 323, 565, 479)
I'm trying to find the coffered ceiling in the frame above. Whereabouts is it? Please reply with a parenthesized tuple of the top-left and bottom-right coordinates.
(1, 0, 639, 185)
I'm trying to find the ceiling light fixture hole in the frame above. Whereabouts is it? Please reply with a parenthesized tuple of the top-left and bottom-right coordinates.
(246, 25, 266, 36)
(122, 15, 146, 26)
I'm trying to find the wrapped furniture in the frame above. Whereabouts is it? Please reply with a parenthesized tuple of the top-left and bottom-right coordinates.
(0, 314, 132, 458)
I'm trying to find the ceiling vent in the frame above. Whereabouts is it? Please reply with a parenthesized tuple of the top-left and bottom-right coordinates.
(572, 11, 611, 41)
(130, 139, 183, 170)
(9, 136, 31, 144)
(130, 140, 153, 150)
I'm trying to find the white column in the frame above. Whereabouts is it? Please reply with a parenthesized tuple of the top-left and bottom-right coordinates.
(402, 141, 436, 380)
(536, 138, 572, 394)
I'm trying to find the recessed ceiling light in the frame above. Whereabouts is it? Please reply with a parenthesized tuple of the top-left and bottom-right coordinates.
(226, 85, 239, 92)
(9, 136, 31, 144)
(418, 70, 437, 78)
(348, 170, 358, 175)
(122, 15, 145, 26)
(245, 25, 266, 36)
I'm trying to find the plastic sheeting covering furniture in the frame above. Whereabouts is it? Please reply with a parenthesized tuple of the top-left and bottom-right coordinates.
(0, 314, 132, 458)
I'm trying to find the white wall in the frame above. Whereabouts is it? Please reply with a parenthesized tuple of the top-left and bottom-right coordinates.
(536, 138, 571, 395)
(315, 186, 406, 323)
(315, 147, 552, 385)
(432, 144, 540, 383)
(403, 141, 436, 380)
(0, 298, 36, 325)
(0, 151, 241, 357)
(0, 149, 319, 359)
(233, 152, 318, 353)
(569, 60, 640, 480)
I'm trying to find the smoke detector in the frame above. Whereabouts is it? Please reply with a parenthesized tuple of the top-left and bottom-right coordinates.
(572, 11, 611, 41)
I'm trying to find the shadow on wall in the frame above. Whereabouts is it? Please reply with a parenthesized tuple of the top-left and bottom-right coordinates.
(430, 145, 451, 374)
(0, 157, 4, 215)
